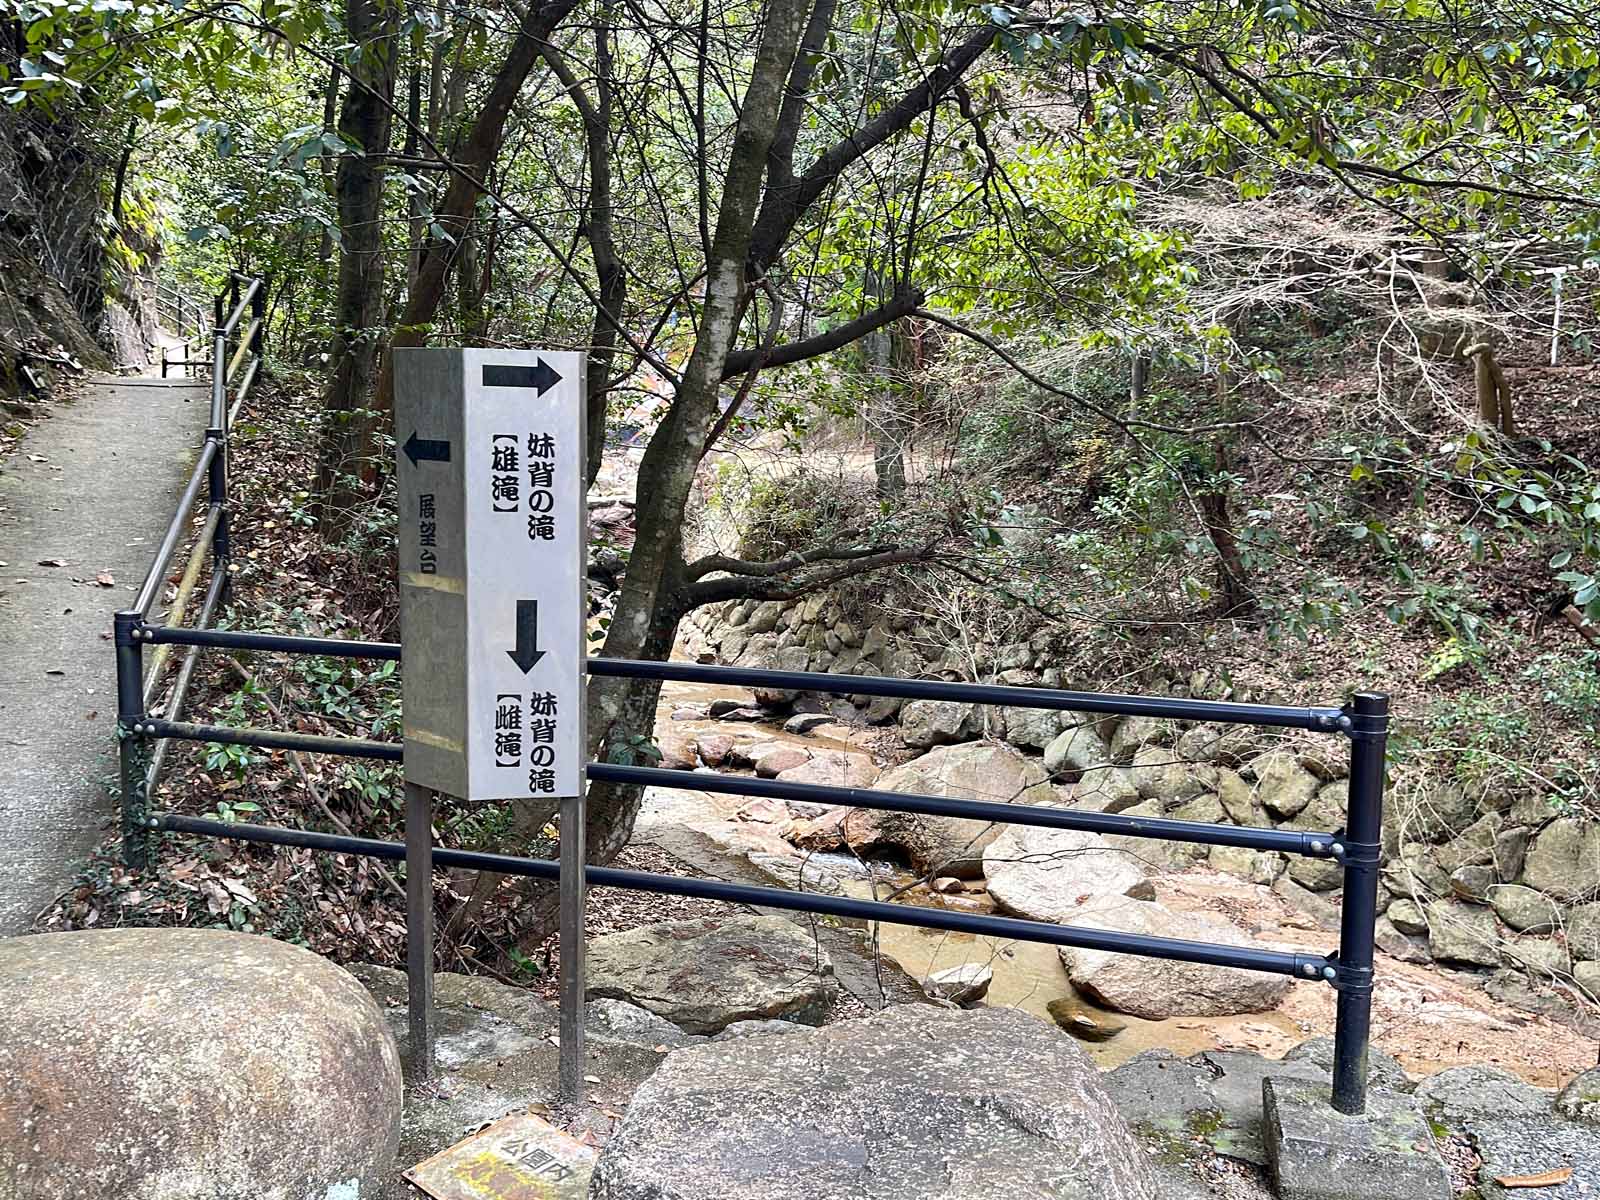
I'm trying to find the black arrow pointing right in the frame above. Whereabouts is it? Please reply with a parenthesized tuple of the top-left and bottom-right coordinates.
(403, 431, 452, 465)
(483, 359, 563, 395)
(507, 599, 547, 673)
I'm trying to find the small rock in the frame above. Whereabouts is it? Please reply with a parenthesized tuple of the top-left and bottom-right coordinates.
(587, 997, 698, 1048)
(695, 733, 735, 767)
(1130, 744, 1215, 805)
(1387, 898, 1428, 935)
(1556, 1065, 1600, 1124)
(1374, 916, 1432, 963)
(715, 705, 769, 722)
(923, 963, 993, 1005)
(898, 699, 976, 749)
(709, 1019, 806, 1042)
(783, 712, 832, 736)
(1449, 864, 1496, 901)
(1208, 844, 1285, 885)
(754, 746, 811, 777)
(1067, 767, 1143, 813)
(1273, 874, 1342, 932)
(1501, 935, 1569, 978)
(1566, 903, 1600, 961)
(931, 876, 965, 894)
(656, 732, 699, 770)
(708, 697, 757, 717)
(736, 797, 791, 823)
(1046, 996, 1126, 1042)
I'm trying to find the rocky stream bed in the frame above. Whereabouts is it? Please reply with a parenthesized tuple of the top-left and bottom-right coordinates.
(628, 669, 1597, 1087)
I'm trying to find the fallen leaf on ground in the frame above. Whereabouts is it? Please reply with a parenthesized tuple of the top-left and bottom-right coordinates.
(1495, 1168, 1574, 1189)
(37, 558, 66, 567)
(95, 572, 114, 587)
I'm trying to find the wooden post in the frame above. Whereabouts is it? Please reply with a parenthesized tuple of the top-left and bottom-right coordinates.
(405, 781, 436, 1079)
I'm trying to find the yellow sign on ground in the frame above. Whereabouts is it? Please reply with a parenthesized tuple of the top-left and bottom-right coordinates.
(404, 1111, 597, 1200)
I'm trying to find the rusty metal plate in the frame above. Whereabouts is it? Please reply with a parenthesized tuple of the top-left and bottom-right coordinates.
(404, 1111, 597, 1200)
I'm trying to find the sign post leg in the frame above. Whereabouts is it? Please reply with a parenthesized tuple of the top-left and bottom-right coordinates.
(557, 791, 587, 1108)
(405, 781, 436, 1080)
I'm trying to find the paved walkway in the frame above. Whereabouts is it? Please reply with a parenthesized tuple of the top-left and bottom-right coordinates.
(0, 371, 209, 933)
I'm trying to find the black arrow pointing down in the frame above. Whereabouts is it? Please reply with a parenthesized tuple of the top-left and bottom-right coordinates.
(507, 599, 547, 672)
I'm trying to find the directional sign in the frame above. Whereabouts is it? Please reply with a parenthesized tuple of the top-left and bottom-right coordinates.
(394, 348, 586, 801)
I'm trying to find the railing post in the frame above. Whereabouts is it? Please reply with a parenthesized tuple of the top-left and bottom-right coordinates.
(115, 610, 148, 870)
(558, 789, 588, 1108)
(250, 277, 266, 359)
(404, 781, 436, 1079)
(1331, 691, 1389, 1115)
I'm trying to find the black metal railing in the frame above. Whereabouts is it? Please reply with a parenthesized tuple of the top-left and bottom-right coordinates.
(110, 282, 1389, 1115)
(115, 593, 1391, 1114)
(153, 280, 211, 378)
(115, 272, 266, 867)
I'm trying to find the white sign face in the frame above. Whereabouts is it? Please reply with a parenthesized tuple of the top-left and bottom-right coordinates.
(395, 348, 586, 802)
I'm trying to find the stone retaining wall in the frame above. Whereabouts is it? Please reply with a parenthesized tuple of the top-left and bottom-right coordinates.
(682, 597, 1600, 1006)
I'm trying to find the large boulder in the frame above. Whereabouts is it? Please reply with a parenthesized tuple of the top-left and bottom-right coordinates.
(1522, 818, 1600, 902)
(0, 929, 401, 1199)
(1058, 896, 1293, 1018)
(1567, 903, 1600, 961)
(898, 699, 976, 748)
(588, 1005, 1160, 1200)
(1245, 749, 1320, 819)
(847, 742, 1056, 878)
(984, 825, 1155, 923)
(1068, 766, 1143, 813)
(1487, 883, 1560, 933)
(1001, 704, 1061, 751)
(1130, 745, 1216, 806)
(1424, 899, 1501, 967)
(774, 749, 879, 789)
(585, 914, 837, 1034)
(1044, 723, 1115, 780)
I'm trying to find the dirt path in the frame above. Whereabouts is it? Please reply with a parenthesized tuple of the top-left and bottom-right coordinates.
(0, 371, 209, 934)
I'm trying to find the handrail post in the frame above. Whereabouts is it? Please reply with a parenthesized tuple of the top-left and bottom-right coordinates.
(250, 277, 267, 359)
(115, 610, 148, 869)
(1330, 691, 1389, 1115)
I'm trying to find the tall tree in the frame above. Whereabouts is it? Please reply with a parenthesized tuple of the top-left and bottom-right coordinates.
(316, 0, 399, 539)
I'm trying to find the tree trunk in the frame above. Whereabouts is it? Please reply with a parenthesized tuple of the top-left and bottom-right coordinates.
(315, 0, 398, 541)
(864, 269, 907, 499)
(1468, 343, 1515, 436)
(491, 0, 812, 962)
(372, 0, 580, 416)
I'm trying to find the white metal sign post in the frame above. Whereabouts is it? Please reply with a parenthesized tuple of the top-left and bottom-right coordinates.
(395, 348, 587, 1091)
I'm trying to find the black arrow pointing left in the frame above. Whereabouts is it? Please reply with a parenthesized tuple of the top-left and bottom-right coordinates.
(403, 431, 452, 465)
(507, 599, 547, 673)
